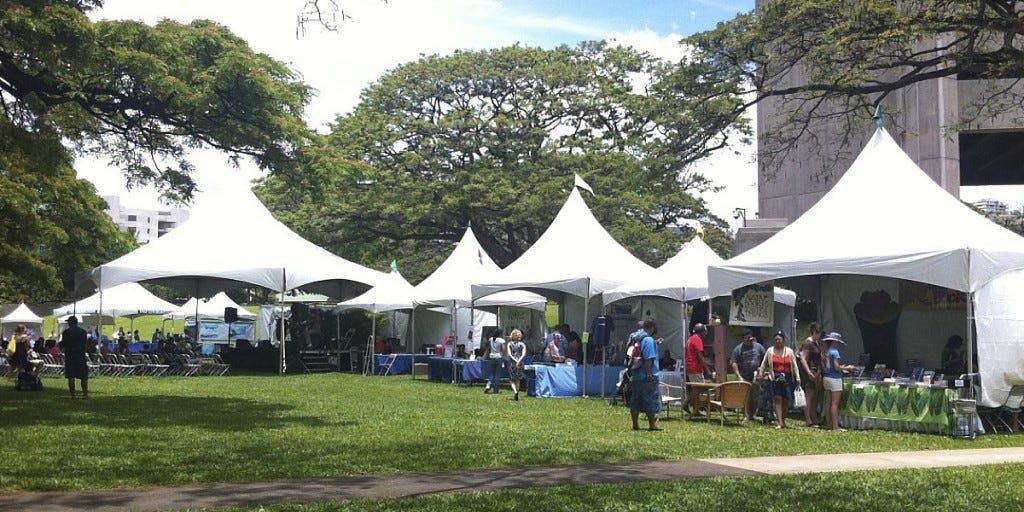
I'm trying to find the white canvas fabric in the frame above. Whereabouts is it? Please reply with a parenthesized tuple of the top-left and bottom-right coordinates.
(412, 227, 547, 310)
(85, 188, 387, 297)
(1, 303, 43, 325)
(163, 292, 255, 320)
(335, 270, 415, 314)
(709, 128, 1024, 296)
(53, 282, 177, 318)
(472, 188, 656, 300)
(975, 269, 1024, 407)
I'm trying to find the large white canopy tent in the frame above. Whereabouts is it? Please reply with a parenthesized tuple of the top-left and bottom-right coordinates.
(708, 127, 1024, 408)
(603, 237, 797, 361)
(336, 270, 417, 355)
(412, 227, 547, 350)
(84, 188, 387, 373)
(472, 186, 657, 393)
(1, 303, 43, 339)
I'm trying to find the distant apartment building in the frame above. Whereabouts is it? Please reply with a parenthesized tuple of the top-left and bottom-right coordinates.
(973, 198, 1008, 217)
(102, 196, 189, 245)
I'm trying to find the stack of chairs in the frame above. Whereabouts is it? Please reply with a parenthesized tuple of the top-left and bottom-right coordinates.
(40, 353, 64, 377)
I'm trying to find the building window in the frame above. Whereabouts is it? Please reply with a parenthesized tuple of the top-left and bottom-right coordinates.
(127, 215, 137, 221)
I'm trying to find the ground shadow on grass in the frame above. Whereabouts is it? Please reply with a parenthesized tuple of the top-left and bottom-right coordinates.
(0, 390, 354, 431)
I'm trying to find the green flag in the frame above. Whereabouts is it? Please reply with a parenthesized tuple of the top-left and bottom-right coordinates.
(390, 260, 398, 273)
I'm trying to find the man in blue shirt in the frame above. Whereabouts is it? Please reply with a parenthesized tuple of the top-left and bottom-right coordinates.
(629, 319, 663, 431)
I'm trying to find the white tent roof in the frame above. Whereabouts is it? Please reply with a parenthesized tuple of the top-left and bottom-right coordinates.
(604, 237, 797, 306)
(413, 227, 548, 310)
(53, 282, 178, 318)
(85, 188, 387, 298)
(335, 270, 415, 314)
(1, 303, 43, 325)
(472, 188, 656, 300)
(163, 292, 255, 320)
(709, 128, 1024, 296)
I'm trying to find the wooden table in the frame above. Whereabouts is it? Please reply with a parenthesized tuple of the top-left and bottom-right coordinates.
(685, 381, 720, 415)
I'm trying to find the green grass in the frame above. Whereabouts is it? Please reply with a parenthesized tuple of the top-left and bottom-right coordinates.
(214, 464, 1024, 511)
(1, 372, 1021, 495)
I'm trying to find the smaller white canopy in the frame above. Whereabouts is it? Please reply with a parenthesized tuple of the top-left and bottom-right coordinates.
(335, 270, 415, 314)
(1, 303, 43, 325)
(603, 238, 797, 307)
(54, 282, 178, 318)
(412, 226, 549, 310)
(164, 292, 255, 320)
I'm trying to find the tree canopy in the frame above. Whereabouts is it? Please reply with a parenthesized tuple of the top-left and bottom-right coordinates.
(256, 43, 747, 281)
(685, 0, 1024, 168)
(1, 0, 315, 300)
(1, 0, 313, 203)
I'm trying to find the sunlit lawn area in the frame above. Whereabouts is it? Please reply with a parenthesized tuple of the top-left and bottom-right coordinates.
(2, 372, 1022, 497)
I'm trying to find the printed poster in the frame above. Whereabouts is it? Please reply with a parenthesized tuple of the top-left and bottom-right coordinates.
(729, 282, 774, 326)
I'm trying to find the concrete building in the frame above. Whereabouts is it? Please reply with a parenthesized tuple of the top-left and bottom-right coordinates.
(102, 196, 189, 245)
(974, 198, 1009, 216)
(735, 1, 1024, 255)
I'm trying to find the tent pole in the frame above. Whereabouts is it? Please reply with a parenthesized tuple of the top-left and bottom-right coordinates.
(98, 289, 104, 341)
(583, 279, 590, 398)
(336, 310, 342, 372)
(280, 269, 287, 375)
(967, 290, 975, 400)
(410, 306, 417, 379)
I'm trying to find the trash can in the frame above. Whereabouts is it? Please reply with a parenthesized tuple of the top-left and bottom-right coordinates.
(951, 399, 977, 439)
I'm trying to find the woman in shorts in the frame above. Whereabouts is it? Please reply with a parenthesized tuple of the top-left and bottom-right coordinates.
(822, 331, 855, 432)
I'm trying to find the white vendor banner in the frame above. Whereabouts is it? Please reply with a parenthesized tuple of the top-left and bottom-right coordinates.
(729, 282, 774, 327)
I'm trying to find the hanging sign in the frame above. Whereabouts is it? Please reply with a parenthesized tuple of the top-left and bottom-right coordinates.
(729, 282, 774, 326)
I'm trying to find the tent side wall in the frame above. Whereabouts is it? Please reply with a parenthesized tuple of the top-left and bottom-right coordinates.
(975, 268, 1024, 408)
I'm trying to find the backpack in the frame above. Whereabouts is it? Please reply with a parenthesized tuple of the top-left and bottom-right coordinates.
(15, 372, 43, 391)
(625, 332, 645, 371)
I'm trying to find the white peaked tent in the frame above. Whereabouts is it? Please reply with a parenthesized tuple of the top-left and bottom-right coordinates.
(472, 187, 656, 394)
(164, 293, 256, 320)
(1, 303, 43, 339)
(84, 187, 387, 373)
(336, 270, 416, 361)
(708, 127, 1024, 407)
(54, 282, 177, 318)
(473, 188, 656, 303)
(336, 270, 415, 314)
(84, 188, 387, 298)
(412, 227, 547, 348)
(602, 238, 797, 359)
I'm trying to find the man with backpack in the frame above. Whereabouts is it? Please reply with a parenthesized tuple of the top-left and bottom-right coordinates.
(628, 319, 663, 431)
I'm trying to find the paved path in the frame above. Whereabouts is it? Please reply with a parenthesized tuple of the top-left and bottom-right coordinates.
(3, 448, 1024, 512)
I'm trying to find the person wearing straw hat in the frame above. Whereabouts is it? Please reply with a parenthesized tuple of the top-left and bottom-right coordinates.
(822, 331, 856, 431)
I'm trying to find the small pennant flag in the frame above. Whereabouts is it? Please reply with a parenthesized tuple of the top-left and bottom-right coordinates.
(477, 248, 483, 265)
(389, 260, 398, 273)
(573, 173, 595, 195)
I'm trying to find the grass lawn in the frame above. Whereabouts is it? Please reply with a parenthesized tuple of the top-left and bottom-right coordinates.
(1, 372, 1022, 497)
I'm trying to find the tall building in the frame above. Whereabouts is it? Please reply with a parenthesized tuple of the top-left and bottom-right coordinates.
(974, 199, 1008, 217)
(102, 196, 189, 245)
(735, 1, 1024, 254)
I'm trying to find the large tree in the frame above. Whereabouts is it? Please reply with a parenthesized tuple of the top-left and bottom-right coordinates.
(0, 121, 136, 302)
(257, 43, 747, 281)
(685, 0, 1024, 169)
(1, 1, 315, 299)
(1, 0, 313, 203)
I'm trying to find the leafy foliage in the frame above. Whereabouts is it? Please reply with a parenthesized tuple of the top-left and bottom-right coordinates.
(257, 43, 746, 280)
(685, 0, 1024, 170)
(0, 0, 313, 203)
(0, 119, 135, 301)
(0, 0, 315, 298)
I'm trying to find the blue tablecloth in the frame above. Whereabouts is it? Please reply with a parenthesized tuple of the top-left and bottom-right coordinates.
(526, 365, 624, 397)
(425, 357, 535, 383)
(374, 354, 429, 375)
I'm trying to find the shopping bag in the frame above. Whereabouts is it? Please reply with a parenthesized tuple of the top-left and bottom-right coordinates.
(793, 387, 806, 408)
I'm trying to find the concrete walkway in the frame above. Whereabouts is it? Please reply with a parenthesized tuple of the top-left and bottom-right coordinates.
(3, 448, 1024, 512)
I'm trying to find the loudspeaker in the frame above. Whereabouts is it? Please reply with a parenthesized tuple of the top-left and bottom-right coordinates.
(224, 307, 239, 324)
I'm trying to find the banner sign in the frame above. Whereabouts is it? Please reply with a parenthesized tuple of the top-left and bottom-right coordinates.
(190, 320, 255, 342)
(729, 282, 774, 326)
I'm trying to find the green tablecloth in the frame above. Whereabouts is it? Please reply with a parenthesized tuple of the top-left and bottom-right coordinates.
(840, 382, 957, 434)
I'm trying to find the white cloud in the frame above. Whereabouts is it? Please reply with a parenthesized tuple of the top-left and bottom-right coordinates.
(80, 1, 757, 225)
